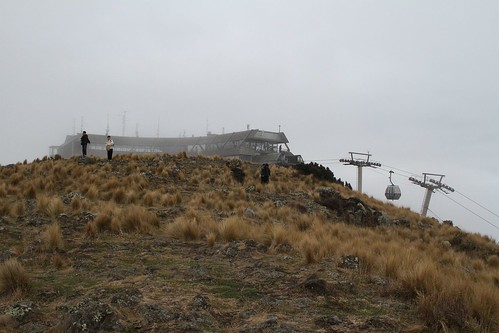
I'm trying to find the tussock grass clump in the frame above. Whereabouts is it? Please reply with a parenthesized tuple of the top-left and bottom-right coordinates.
(51, 253, 66, 269)
(36, 195, 65, 217)
(161, 191, 182, 206)
(112, 187, 127, 204)
(118, 205, 159, 233)
(220, 217, 250, 242)
(486, 254, 499, 268)
(83, 184, 98, 201)
(0, 200, 12, 217)
(23, 182, 37, 199)
(300, 235, 325, 264)
(42, 223, 64, 252)
(14, 200, 25, 216)
(166, 216, 201, 241)
(142, 190, 162, 207)
(93, 204, 117, 232)
(0, 183, 7, 197)
(8, 173, 23, 186)
(0, 259, 31, 295)
(70, 196, 82, 211)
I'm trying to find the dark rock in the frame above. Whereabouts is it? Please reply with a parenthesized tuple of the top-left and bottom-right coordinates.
(339, 255, 359, 270)
(300, 274, 329, 295)
(315, 315, 343, 327)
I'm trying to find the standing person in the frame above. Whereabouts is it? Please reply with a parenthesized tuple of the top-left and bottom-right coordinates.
(260, 163, 271, 184)
(105, 135, 114, 161)
(80, 131, 90, 157)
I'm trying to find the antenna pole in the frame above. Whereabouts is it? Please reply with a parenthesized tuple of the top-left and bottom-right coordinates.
(122, 111, 129, 136)
(106, 113, 110, 136)
(340, 152, 381, 193)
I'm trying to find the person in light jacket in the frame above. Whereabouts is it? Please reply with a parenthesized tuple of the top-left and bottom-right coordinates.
(80, 131, 90, 157)
(105, 136, 114, 161)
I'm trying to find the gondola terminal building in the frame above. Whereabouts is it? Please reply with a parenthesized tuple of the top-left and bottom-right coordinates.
(50, 128, 303, 165)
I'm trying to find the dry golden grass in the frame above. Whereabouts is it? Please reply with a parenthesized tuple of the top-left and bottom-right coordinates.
(166, 216, 201, 241)
(14, 200, 25, 216)
(93, 204, 116, 232)
(36, 195, 65, 218)
(23, 182, 37, 199)
(0, 259, 31, 295)
(219, 216, 250, 242)
(118, 205, 159, 234)
(83, 184, 98, 201)
(70, 196, 82, 211)
(0, 183, 7, 197)
(143, 190, 162, 207)
(0, 200, 12, 217)
(51, 253, 66, 269)
(206, 232, 217, 247)
(486, 255, 499, 268)
(300, 235, 325, 264)
(112, 187, 127, 204)
(161, 191, 182, 207)
(8, 173, 23, 186)
(42, 223, 64, 252)
(85, 220, 97, 238)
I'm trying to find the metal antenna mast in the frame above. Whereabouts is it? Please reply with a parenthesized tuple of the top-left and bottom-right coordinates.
(340, 152, 381, 193)
(122, 111, 129, 136)
(409, 173, 455, 216)
(106, 113, 110, 136)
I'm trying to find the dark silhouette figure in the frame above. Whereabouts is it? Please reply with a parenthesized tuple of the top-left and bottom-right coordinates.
(260, 163, 271, 184)
(80, 131, 90, 157)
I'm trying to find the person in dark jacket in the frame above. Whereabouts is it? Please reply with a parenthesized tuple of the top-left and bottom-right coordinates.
(80, 131, 90, 157)
(260, 163, 271, 184)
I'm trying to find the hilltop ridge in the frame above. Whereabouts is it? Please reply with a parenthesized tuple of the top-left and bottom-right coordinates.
(0, 154, 497, 332)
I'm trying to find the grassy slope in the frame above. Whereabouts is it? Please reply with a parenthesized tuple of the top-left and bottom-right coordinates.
(0, 154, 497, 333)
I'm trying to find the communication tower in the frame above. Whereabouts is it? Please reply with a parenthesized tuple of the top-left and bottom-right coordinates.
(340, 152, 381, 193)
(409, 173, 454, 216)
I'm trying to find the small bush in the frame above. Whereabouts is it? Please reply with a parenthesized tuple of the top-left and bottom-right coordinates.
(0, 259, 31, 295)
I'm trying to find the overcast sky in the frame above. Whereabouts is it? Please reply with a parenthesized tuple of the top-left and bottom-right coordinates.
(1, 1, 498, 240)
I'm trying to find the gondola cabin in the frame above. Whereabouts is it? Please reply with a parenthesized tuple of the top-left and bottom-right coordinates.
(385, 184, 401, 200)
(385, 170, 401, 200)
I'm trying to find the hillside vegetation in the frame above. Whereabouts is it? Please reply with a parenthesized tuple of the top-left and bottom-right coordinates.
(0, 154, 498, 333)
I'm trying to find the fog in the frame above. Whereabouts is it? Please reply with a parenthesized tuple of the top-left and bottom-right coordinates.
(1, 1, 498, 240)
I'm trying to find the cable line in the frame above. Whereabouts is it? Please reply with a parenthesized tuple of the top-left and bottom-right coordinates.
(438, 192, 499, 231)
(426, 208, 443, 222)
(454, 190, 499, 219)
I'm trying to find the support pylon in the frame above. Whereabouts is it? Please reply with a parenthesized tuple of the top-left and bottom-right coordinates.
(409, 173, 454, 216)
(340, 152, 381, 193)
